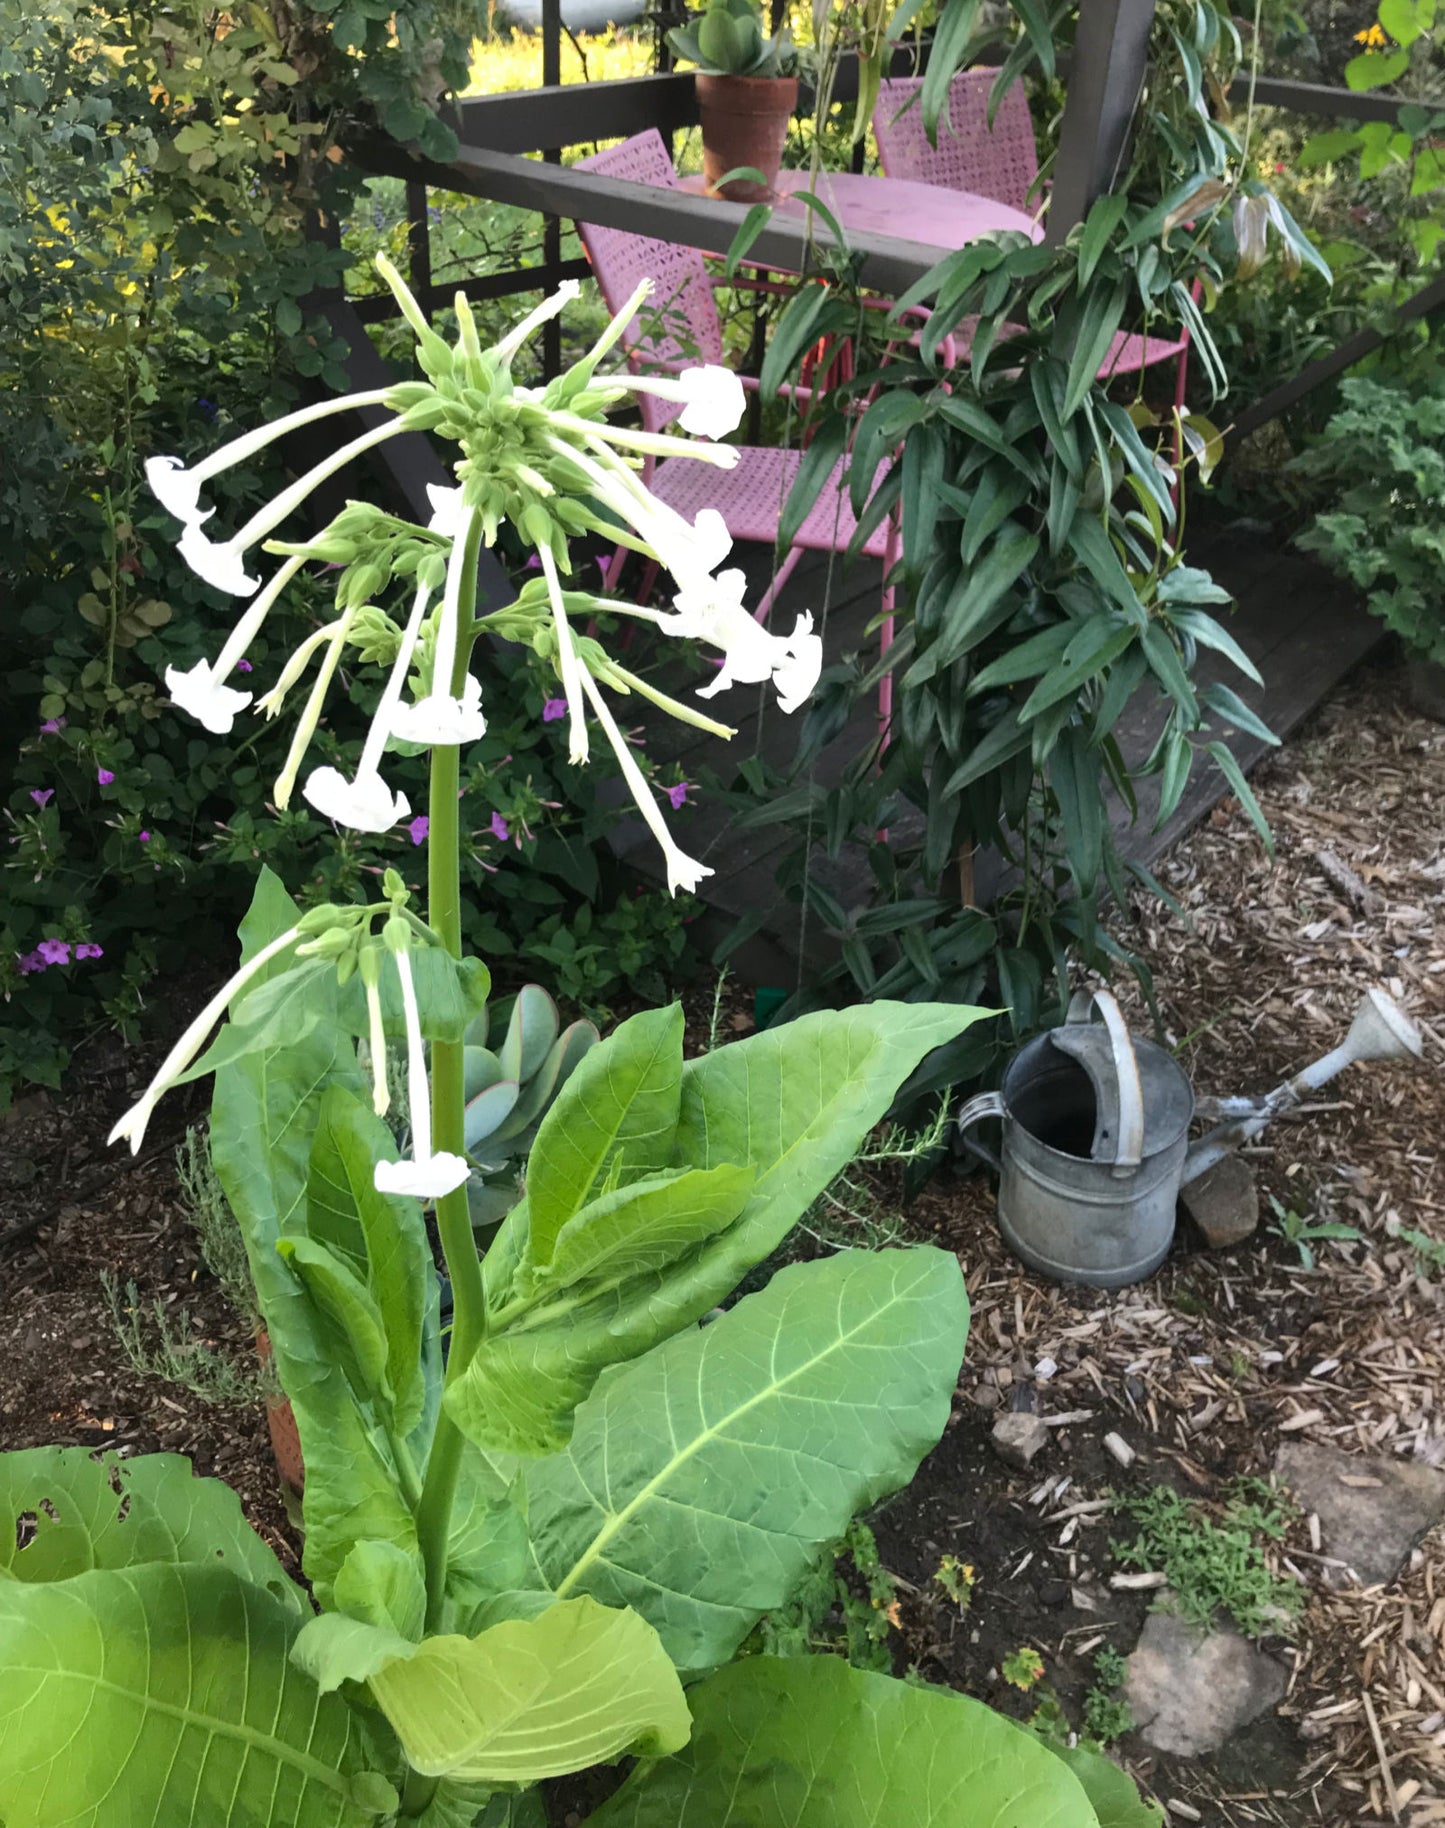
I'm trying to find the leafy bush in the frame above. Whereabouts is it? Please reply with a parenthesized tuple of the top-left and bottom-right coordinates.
(1295, 367, 1445, 663)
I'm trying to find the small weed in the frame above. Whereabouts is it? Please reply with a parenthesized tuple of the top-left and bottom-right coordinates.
(1081, 1644, 1133, 1744)
(1267, 1194, 1362, 1271)
(1001, 1645, 1046, 1691)
(1112, 1480, 1303, 1639)
(1401, 1226, 1445, 1278)
(749, 1520, 899, 1673)
(102, 1271, 273, 1408)
(175, 1126, 257, 1325)
(933, 1553, 976, 1611)
(1229, 1349, 1252, 1381)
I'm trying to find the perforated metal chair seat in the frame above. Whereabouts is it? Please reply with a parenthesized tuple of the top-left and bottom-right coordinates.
(648, 445, 889, 560)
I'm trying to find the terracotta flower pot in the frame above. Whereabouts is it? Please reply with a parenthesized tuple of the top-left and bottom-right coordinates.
(696, 73, 798, 202)
(256, 1330, 304, 1495)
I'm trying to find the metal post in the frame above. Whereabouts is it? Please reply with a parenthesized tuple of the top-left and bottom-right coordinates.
(1045, 0, 1158, 242)
(541, 0, 563, 379)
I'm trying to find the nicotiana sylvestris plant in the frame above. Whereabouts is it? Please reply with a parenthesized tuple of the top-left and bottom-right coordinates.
(0, 267, 1160, 1828)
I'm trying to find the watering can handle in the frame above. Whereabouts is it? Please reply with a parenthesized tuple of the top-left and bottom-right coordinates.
(955, 1090, 1005, 1175)
(1065, 988, 1146, 1172)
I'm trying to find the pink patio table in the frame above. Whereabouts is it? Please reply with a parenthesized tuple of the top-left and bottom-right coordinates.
(678, 167, 1044, 253)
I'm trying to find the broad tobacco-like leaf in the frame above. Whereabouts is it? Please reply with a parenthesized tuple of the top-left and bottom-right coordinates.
(585, 1655, 1104, 1827)
(499, 1246, 969, 1671)
(210, 870, 424, 1601)
(298, 1596, 690, 1784)
(0, 1446, 303, 1611)
(448, 1001, 985, 1457)
(0, 1563, 396, 1827)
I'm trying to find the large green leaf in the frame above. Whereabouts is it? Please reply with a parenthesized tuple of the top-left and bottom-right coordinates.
(306, 1085, 431, 1435)
(516, 1247, 969, 1671)
(584, 1655, 1100, 1827)
(1045, 1739, 1165, 1828)
(210, 873, 419, 1602)
(0, 1447, 302, 1611)
(361, 1597, 690, 1783)
(525, 1005, 685, 1265)
(450, 1004, 984, 1459)
(0, 1563, 396, 1826)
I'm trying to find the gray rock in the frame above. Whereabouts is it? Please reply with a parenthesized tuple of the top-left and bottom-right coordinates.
(1124, 1610, 1287, 1756)
(1274, 1441, 1445, 1587)
(990, 1411, 1049, 1470)
(1180, 1153, 1259, 1248)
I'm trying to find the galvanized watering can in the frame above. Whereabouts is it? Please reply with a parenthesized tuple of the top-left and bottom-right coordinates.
(957, 986, 1422, 1289)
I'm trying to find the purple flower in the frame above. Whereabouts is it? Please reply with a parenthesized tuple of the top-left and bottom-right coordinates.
(30, 788, 54, 809)
(97, 768, 115, 786)
(407, 814, 430, 846)
(138, 830, 151, 843)
(75, 942, 103, 960)
(197, 398, 218, 421)
(490, 811, 510, 842)
(39, 717, 65, 735)
(37, 938, 71, 966)
(666, 781, 691, 811)
(17, 951, 45, 975)
(542, 698, 567, 723)
(524, 553, 542, 571)
(237, 658, 253, 673)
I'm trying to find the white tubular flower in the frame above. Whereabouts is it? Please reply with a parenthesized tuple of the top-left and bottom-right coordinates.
(302, 579, 433, 832)
(372, 947, 470, 1203)
(550, 438, 732, 589)
(164, 658, 254, 736)
(175, 419, 407, 599)
(577, 668, 714, 897)
(658, 572, 823, 714)
(273, 607, 356, 810)
(550, 406, 741, 469)
(494, 279, 583, 365)
(622, 365, 747, 440)
(426, 483, 466, 538)
(359, 947, 389, 1119)
(144, 388, 394, 528)
(537, 545, 588, 765)
(163, 554, 309, 734)
(107, 926, 301, 1154)
(178, 522, 261, 598)
(389, 504, 486, 747)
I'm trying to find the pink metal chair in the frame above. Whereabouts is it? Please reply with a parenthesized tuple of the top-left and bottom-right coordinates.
(873, 70, 1193, 398)
(573, 129, 896, 648)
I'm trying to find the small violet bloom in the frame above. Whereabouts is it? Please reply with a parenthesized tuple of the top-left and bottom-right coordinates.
(97, 768, 115, 786)
(75, 942, 103, 960)
(39, 718, 65, 735)
(17, 951, 45, 975)
(139, 830, 151, 843)
(407, 814, 430, 846)
(237, 658, 253, 674)
(666, 781, 690, 811)
(30, 789, 53, 809)
(37, 938, 71, 965)
(542, 698, 567, 723)
(489, 811, 510, 842)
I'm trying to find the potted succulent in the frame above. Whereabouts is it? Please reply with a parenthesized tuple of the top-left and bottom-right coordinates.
(668, 0, 798, 202)
(1295, 366, 1445, 720)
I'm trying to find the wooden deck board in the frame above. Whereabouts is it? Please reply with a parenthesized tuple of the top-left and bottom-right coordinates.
(614, 520, 1380, 975)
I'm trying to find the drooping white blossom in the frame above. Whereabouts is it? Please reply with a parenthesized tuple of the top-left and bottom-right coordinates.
(163, 658, 255, 736)
(620, 364, 747, 440)
(658, 570, 823, 713)
(372, 946, 470, 1202)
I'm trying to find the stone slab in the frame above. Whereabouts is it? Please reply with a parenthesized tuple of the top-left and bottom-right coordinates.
(1124, 1610, 1288, 1757)
(1274, 1441, 1445, 1588)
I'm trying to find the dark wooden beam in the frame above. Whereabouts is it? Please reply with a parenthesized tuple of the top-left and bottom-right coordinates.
(1227, 267, 1445, 446)
(350, 137, 956, 298)
(1226, 70, 1445, 125)
(1045, 0, 1158, 241)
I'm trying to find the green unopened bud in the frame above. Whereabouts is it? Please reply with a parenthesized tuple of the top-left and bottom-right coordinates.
(417, 551, 447, 593)
(381, 868, 407, 903)
(295, 902, 347, 935)
(456, 294, 485, 376)
(398, 398, 453, 433)
(382, 914, 411, 956)
(385, 380, 439, 413)
(342, 562, 385, 609)
(336, 950, 358, 987)
(296, 926, 351, 959)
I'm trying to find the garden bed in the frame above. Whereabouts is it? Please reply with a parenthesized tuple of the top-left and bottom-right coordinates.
(3, 649, 1443, 1827)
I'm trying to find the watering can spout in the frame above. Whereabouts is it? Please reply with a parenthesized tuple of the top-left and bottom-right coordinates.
(1181, 988, 1422, 1186)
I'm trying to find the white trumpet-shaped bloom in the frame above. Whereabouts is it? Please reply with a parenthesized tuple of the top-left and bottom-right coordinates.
(107, 926, 302, 1154)
(164, 658, 255, 735)
(303, 579, 433, 831)
(538, 545, 589, 765)
(389, 505, 486, 747)
(372, 947, 470, 1202)
(426, 482, 467, 539)
(145, 388, 394, 529)
(623, 364, 747, 441)
(551, 438, 732, 591)
(577, 669, 714, 897)
(178, 523, 261, 598)
(495, 278, 582, 365)
(657, 570, 823, 714)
